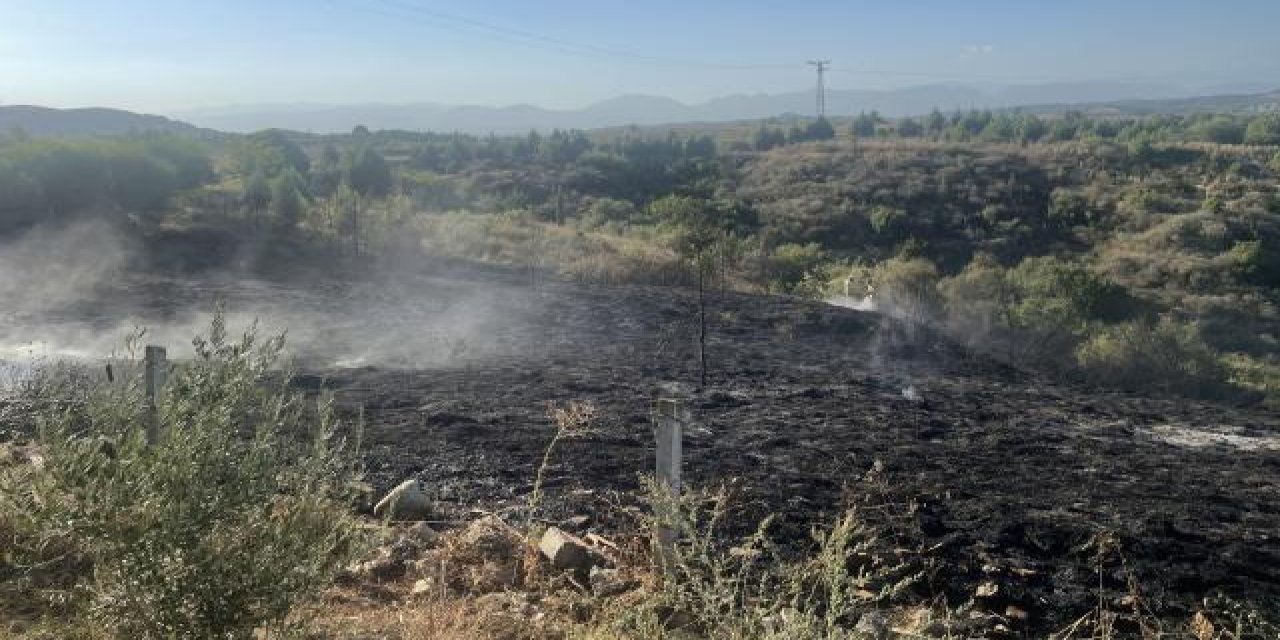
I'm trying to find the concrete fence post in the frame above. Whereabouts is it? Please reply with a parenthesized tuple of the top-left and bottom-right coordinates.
(144, 345, 167, 446)
(653, 399, 687, 575)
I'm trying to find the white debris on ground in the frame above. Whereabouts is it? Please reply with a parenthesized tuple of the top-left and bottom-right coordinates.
(1144, 422, 1280, 452)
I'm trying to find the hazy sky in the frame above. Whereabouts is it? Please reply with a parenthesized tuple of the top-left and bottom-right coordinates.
(3, 0, 1279, 113)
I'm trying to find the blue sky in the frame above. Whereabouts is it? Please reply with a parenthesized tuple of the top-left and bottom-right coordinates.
(2, 0, 1278, 113)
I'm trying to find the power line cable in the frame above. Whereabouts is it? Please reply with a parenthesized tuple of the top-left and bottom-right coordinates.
(331, 0, 1084, 83)
(335, 0, 796, 70)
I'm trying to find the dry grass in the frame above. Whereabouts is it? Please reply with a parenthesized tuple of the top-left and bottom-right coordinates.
(409, 211, 691, 287)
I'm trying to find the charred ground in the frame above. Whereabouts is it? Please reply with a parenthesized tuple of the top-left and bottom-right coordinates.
(5, 261, 1275, 635)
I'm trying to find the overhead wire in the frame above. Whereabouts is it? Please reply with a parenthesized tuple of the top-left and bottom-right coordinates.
(330, 0, 1077, 83)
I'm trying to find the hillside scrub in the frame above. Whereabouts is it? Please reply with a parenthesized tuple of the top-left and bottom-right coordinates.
(0, 317, 367, 639)
(0, 120, 1275, 403)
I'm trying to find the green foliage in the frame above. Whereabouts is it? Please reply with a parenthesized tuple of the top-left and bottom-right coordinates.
(234, 129, 310, 177)
(938, 252, 1017, 337)
(581, 197, 637, 229)
(1007, 256, 1133, 326)
(896, 117, 923, 137)
(851, 111, 879, 138)
(1244, 114, 1280, 145)
(869, 256, 941, 322)
(868, 205, 907, 239)
(753, 123, 787, 151)
(1075, 316, 1227, 396)
(604, 476, 927, 640)
(0, 137, 211, 226)
(343, 147, 393, 198)
(1048, 188, 1091, 226)
(938, 254, 1140, 365)
(763, 242, 827, 292)
(1190, 116, 1246, 144)
(1227, 239, 1280, 287)
(309, 144, 344, 198)
(269, 169, 307, 231)
(841, 110, 1280, 148)
(800, 117, 835, 142)
(0, 318, 368, 638)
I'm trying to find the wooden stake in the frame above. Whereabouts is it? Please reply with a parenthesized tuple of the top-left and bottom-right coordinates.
(653, 399, 687, 575)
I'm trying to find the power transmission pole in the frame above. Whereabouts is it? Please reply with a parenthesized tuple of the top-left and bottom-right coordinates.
(807, 60, 831, 118)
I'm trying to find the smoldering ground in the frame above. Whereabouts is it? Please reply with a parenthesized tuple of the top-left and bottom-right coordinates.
(0, 220, 550, 379)
(2, 222, 1279, 634)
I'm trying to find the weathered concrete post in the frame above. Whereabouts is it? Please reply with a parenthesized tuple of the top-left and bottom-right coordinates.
(144, 345, 167, 446)
(653, 399, 687, 575)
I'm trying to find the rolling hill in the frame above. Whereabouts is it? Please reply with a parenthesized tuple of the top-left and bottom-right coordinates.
(0, 105, 217, 139)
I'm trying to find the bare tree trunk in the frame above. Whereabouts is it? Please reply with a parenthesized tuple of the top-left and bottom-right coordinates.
(698, 262, 707, 390)
(351, 194, 361, 258)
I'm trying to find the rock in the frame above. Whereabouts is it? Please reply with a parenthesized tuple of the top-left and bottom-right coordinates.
(538, 527, 595, 575)
(374, 479, 432, 521)
(589, 566, 635, 598)
(410, 578, 435, 598)
(456, 515, 522, 560)
(560, 515, 591, 531)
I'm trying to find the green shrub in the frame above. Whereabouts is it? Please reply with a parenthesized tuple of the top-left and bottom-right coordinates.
(869, 256, 941, 322)
(1222, 353, 1280, 408)
(763, 243, 827, 292)
(1228, 239, 1280, 287)
(868, 205, 907, 238)
(1244, 114, 1280, 146)
(0, 317, 367, 639)
(1075, 316, 1228, 396)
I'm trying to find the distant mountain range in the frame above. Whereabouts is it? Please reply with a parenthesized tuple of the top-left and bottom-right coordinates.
(3, 83, 1278, 139)
(0, 105, 219, 139)
(170, 82, 1280, 135)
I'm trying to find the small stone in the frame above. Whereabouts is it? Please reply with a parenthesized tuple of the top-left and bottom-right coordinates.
(1004, 605, 1029, 621)
(410, 578, 434, 597)
(374, 479, 432, 521)
(538, 526, 595, 575)
(560, 515, 591, 531)
(975, 581, 1000, 598)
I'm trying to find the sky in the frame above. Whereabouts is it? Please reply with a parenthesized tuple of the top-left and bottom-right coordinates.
(2, 0, 1279, 114)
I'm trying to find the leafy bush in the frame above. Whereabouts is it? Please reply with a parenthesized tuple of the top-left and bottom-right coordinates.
(1227, 239, 1280, 287)
(0, 137, 212, 227)
(1075, 316, 1228, 396)
(1244, 114, 1280, 146)
(0, 317, 367, 638)
(870, 256, 941, 322)
(763, 242, 827, 292)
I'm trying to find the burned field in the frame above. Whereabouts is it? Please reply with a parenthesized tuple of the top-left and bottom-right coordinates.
(4, 264, 1279, 634)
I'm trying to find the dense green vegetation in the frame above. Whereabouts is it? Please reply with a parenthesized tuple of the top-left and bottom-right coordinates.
(0, 111, 1277, 404)
(0, 136, 212, 231)
(0, 320, 366, 638)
